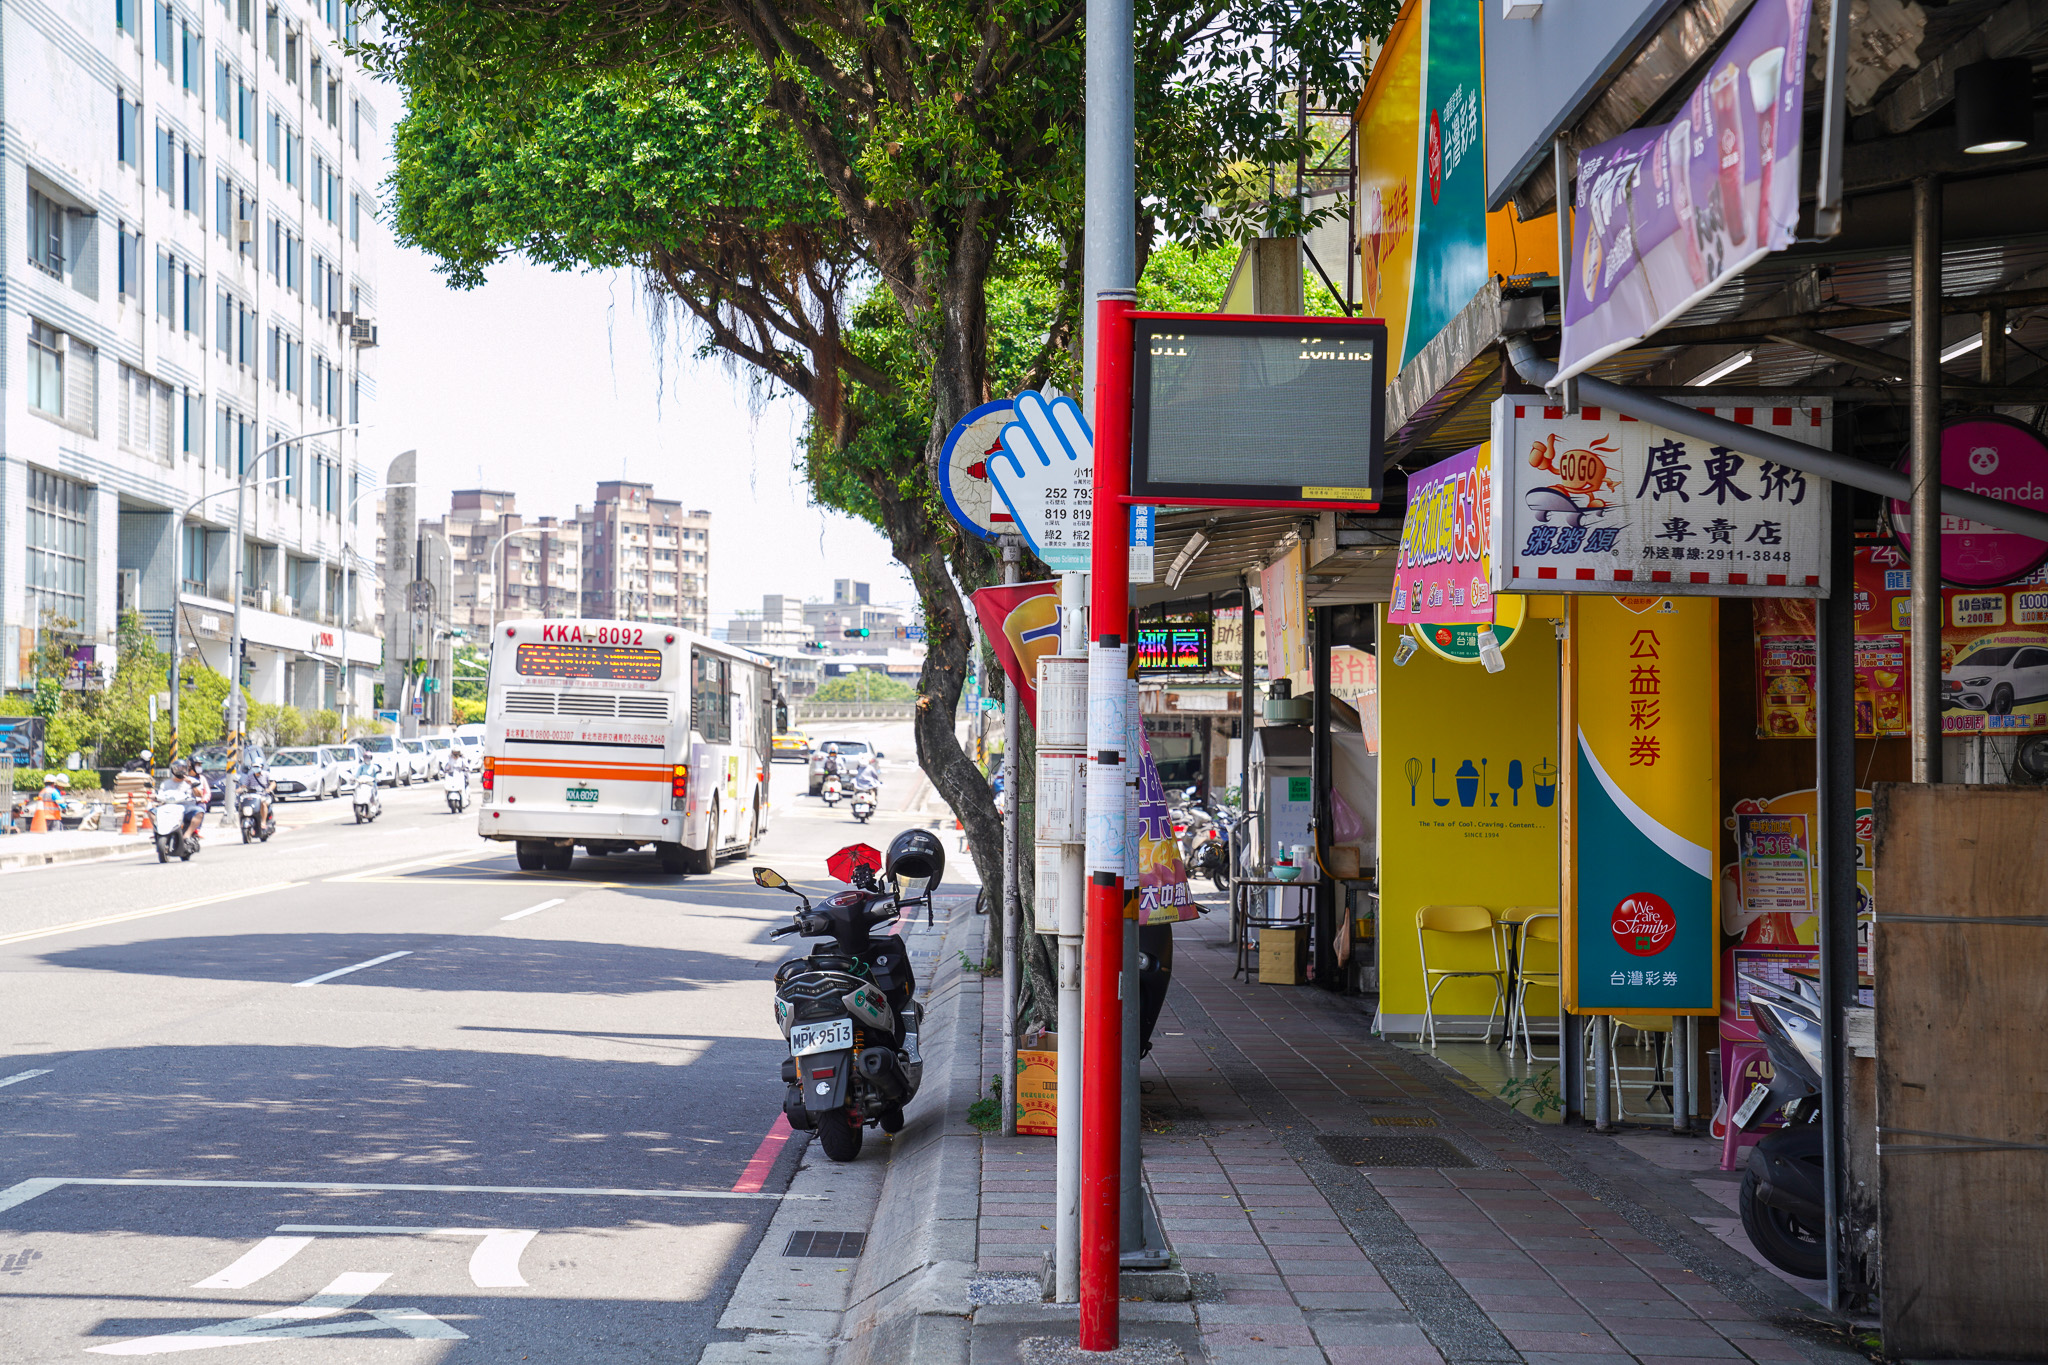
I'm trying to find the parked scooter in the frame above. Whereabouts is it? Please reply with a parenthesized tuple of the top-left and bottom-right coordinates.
(151, 796, 201, 862)
(1730, 969, 1828, 1279)
(237, 789, 276, 844)
(351, 766, 384, 824)
(760, 831, 944, 1161)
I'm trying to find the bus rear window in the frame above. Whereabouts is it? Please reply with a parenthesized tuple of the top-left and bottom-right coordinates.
(515, 642, 665, 682)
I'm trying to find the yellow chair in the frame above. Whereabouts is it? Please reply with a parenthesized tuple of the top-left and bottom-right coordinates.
(1509, 913, 1562, 1061)
(1415, 905, 1508, 1047)
(1593, 1015, 1676, 1118)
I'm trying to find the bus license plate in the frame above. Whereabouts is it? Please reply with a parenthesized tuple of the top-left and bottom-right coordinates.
(567, 785, 599, 805)
(789, 1018, 853, 1057)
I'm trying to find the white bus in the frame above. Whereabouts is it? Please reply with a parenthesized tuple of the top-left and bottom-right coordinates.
(479, 619, 774, 874)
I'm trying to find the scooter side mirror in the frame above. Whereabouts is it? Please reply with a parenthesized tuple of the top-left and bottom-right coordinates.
(754, 867, 787, 889)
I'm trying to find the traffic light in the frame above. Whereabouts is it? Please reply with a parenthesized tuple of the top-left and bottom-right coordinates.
(842, 627, 871, 639)
(422, 677, 440, 693)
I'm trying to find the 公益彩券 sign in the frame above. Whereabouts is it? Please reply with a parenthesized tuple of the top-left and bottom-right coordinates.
(1489, 397, 1831, 597)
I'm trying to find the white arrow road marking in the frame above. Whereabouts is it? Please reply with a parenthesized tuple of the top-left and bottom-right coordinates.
(274, 1226, 537, 1288)
(0, 1068, 54, 1089)
(191, 1238, 314, 1290)
(290, 950, 412, 987)
(87, 1271, 466, 1353)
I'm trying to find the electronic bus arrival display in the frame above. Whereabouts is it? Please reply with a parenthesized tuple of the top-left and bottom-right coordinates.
(1129, 312, 1386, 508)
(514, 641, 665, 682)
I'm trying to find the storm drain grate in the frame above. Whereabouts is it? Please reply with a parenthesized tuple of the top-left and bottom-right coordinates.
(1315, 1133, 1472, 1168)
(1369, 1115, 1439, 1128)
(784, 1230, 866, 1258)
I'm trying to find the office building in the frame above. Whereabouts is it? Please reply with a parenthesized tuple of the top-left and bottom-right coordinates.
(0, 0, 383, 714)
(430, 489, 581, 631)
(576, 480, 709, 631)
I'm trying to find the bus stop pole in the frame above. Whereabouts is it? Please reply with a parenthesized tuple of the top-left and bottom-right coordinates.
(1000, 536, 1022, 1136)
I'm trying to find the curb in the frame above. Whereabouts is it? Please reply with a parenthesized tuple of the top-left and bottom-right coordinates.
(0, 837, 153, 874)
(832, 901, 985, 1365)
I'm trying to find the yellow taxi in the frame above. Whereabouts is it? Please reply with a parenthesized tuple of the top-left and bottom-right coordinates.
(771, 731, 812, 762)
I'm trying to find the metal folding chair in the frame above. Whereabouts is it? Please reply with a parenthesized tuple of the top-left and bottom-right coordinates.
(1415, 904, 1508, 1046)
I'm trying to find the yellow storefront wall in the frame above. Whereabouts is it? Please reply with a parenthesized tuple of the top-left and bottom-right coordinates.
(1376, 605, 1561, 1034)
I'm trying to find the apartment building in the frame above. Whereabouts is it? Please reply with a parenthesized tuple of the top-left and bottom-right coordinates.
(0, 0, 383, 714)
(431, 489, 581, 631)
(576, 480, 709, 632)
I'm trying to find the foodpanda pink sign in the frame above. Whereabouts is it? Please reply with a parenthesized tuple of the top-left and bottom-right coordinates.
(1893, 418, 2048, 588)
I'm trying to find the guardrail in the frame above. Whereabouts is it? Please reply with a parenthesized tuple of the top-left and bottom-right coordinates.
(793, 701, 920, 722)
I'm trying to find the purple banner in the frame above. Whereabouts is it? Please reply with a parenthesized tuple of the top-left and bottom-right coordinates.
(1389, 444, 1494, 626)
(1558, 0, 1813, 381)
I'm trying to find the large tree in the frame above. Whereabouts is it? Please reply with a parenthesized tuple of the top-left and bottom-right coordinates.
(366, 0, 1390, 1003)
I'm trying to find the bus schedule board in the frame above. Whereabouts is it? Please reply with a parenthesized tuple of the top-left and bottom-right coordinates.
(515, 641, 664, 682)
(1130, 312, 1386, 509)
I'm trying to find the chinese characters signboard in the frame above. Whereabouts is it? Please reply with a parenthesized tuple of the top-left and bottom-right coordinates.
(1567, 596, 1719, 1015)
(1753, 544, 2048, 737)
(1389, 443, 1493, 626)
(1490, 398, 1830, 597)
(1557, 0, 1814, 381)
(1889, 417, 2048, 587)
(1136, 625, 1212, 673)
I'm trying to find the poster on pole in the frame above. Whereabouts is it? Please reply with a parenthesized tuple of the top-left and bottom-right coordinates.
(1490, 398, 1830, 596)
(1556, 0, 1814, 382)
(1388, 443, 1493, 626)
(1567, 595, 1719, 1015)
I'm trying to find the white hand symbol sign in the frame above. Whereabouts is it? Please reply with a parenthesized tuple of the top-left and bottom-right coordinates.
(988, 390, 1094, 571)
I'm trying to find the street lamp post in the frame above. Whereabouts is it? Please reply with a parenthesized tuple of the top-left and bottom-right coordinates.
(166, 472, 294, 762)
(483, 524, 548, 639)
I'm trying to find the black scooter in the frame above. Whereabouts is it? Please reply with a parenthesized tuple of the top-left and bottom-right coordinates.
(237, 790, 276, 843)
(759, 846, 926, 1161)
(1731, 969, 1829, 1279)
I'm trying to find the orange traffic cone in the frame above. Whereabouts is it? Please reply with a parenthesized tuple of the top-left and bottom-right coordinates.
(28, 799, 51, 834)
(120, 793, 140, 835)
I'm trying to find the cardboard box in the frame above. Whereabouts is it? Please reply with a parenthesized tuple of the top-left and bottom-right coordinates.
(1017, 1038, 1058, 1136)
(1258, 926, 1307, 985)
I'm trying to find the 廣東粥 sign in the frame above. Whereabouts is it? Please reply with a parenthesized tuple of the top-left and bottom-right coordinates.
(1489, 397, 1831, 597)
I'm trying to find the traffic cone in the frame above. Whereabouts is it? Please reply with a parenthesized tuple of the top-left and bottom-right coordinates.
(120, 794, 140, 835)
(28, 799, 50, 834)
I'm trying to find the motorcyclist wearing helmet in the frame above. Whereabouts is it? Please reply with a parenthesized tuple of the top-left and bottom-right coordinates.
(238, 762, 275, 829)
(166, 758, 208, 841)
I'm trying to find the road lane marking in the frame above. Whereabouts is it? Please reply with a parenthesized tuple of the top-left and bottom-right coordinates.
(733, 1115, 795, 1193)
(276, 1226, 537, 1287)
(500, 898, 563, 922)
(0, 1068, 53, 1089)
(0, 1176, 816, 1215)
(322, 849, 499, 883)
(292, 950, 412, 987)
(0, 883, 300, 949)
(90, 1272, 468, 1353)
(192, 1236, 314, 1288)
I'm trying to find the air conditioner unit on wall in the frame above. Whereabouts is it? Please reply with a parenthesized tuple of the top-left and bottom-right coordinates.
(236, 218, 254, 243)
(349, 317, 377, 348)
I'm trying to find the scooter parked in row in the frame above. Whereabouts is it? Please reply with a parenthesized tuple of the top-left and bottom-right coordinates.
(1730, 968, 1829, 1279)
(760, 831, 944, 1161)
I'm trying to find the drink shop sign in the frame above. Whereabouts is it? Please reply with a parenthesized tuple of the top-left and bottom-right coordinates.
(1489, 398, 1831, 597)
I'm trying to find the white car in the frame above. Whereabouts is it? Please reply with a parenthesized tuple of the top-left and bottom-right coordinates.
(267, 747, 336, 801)
(399, 737, 436, 780)
(421, 734, 456, 776)
(355, 734, 411, 785)
(318, 744, 363, 796)
(453, 727, 484, 763)
(1943, 643, 2048, 716)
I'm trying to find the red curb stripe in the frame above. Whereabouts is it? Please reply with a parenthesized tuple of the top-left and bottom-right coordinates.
(734, 1115, 793, 1193)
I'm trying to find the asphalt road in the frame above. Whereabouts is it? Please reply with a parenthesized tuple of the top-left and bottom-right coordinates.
(0, 722, 940, 1362)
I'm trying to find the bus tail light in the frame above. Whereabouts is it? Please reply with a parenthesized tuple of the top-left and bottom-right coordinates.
(671, 764, 689, 811)
(481, 758, 495, 792)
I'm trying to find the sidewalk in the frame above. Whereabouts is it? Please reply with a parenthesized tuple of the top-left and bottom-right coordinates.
(0, 828, 152, 874)
(965, 908, 1867, 1365)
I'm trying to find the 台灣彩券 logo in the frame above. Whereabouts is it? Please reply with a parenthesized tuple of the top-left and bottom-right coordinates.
(1612, 892, 1676, 956)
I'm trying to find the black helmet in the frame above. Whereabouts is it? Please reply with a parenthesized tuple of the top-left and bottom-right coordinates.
(885, 827, 945, 891)
(170, 758, 192, 777)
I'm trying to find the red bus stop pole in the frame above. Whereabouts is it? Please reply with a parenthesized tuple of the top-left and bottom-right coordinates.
(1081, 292, 1135, 1350)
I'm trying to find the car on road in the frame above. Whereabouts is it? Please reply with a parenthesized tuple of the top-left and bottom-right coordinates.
(318, 744, 363, 796)
(421, 734, 456, 775)
(399, 737, 436, 780)
(266, 747, 335, 800)
(355, 734, 412, 785)
(771, 731, 812, 762)
(807, 739, 879, 795)
(1943, 642, 2048, 716)
(453, 724, 485, 763)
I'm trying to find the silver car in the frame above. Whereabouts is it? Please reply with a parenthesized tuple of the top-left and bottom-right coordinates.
(807, 739, 878, 795)
(355, 734, 411, 785)
(421, 734, 456, 776)
(318, 744, 363, 796)
(1943, 643, 2048, 716)
(267, 747, 335, 800)
(399, 737, 435, 780)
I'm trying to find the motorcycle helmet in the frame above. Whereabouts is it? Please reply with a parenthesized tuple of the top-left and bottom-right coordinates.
(170, 758, 192, 778)
(884, 828, 945, 897)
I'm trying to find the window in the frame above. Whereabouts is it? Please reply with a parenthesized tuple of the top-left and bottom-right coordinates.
(181, 22, 201, 93)
(266, 323, 279, 382)
(26, 468, 90, 628)
(239, 80, 255, 144)
(118, 91, 143, 168)
(156, 126, 173, 194)
(119, 224, 142, 300)
(182, 145, 203, 217)
(692, 651, 733, 742)
(285, 441, 300, 499)
(117, 0, 137, 35)
(215, 58, 230, 124)
(28, 188, 65, 277)
(266, 4, 278, 61)
(266, 110, 280, 170)
(285, 27, 298, 82)
(350, 95, 359, 152)
(155, 1, 174, 70)
(183, 389, 199, 457)
(183, 522, 208, 594)
(215, 175, 231, 239)
(348, 190, 360, 242)
(327, 77, 340, 126)
(238, 0, 251, 33)
(286, 129, 301, 187)
(156, 250, 174, 321)
(29, 321, 64, 417)
(118, 364, 174, 464)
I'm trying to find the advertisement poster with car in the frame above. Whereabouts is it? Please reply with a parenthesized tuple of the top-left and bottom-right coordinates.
(1489, 398, 1831, 597)
(1753, 544, 2048, 736)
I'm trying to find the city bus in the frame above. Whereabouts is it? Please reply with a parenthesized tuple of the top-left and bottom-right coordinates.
(479, 619, 773, 874)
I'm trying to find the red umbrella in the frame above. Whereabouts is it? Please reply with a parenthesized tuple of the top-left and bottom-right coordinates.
(827, 843, 883, 883)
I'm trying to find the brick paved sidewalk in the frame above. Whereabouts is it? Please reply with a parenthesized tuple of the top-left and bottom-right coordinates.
(969, 909, 1863, 1365)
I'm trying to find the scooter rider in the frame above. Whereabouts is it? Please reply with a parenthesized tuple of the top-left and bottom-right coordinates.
(352, 755, 384, 816)
(237, 761, 275, 829)
(166, 759, 208, 842)
(852, 759, 881, 797)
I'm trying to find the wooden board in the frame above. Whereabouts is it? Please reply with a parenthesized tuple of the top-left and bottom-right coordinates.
(1873, 783, 2048, 1359)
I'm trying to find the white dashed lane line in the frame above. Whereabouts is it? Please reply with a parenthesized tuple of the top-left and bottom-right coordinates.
(291, 950, 413, 988)
(500, 898, 563, 922)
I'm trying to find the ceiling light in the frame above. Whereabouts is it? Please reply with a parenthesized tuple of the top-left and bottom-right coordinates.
(1165, 526, 1211, 590)
(1956, 58, 2033, 155)
(1940, 322, 2017, 364)
(1688, 351, 1755, 386)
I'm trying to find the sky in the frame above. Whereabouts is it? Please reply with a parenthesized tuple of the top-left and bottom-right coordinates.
(356, 94, 911, 624)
